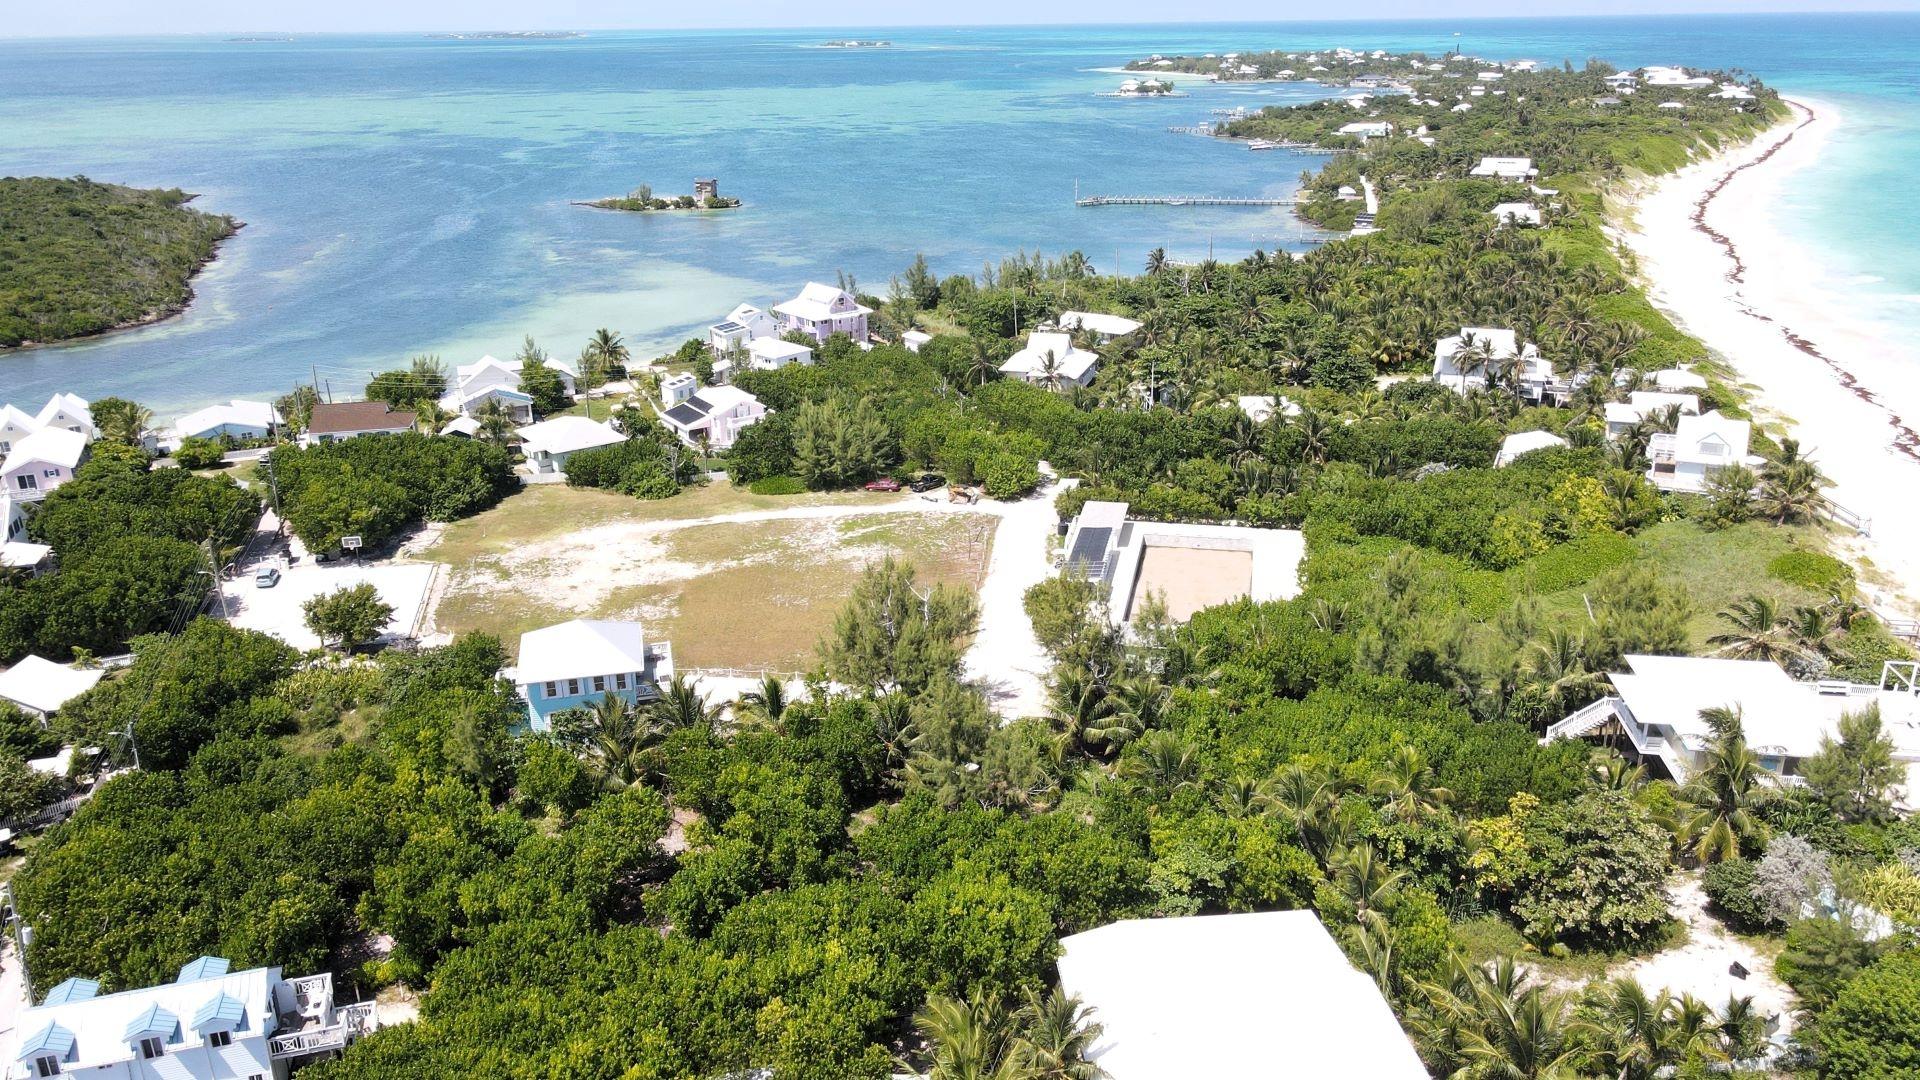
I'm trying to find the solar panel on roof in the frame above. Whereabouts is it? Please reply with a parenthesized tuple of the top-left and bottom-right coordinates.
(664, 404, 707, 425)
(1068, 527, 1113, 571)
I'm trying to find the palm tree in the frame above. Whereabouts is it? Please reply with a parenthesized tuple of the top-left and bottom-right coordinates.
(1144, 247, 1168, 276)
(1679, 705, 1768, 863)
(736, 675, 793, 730)
(648, 675, 722, 736)
(1330, 843, 1405, 920)
(91, 397, 152, 446)
(1009, 987, 1106, 1080)
(411, 397, 450, 435)
(1756, 455, 1826, 525)
(910, 993, 1025, 1080)
(1120, 729, 1202, 795)
(1575, 981, 1727, 1080)
(588, 327, 631, 373)
(1086, 675, 1167, 755)
(1044, 668, 1114, 757)
(1706, 594, 1806, 665)
(476, 396, 515, 446)
(1429, 957, 1586, 1080)
(572, 691, 663, 790)
(1262, 761, 1336, 850)
(1371, 744, 1453, 822)
(967, 338, 1001, 388)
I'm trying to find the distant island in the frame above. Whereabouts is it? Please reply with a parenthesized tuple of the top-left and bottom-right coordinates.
(226, 36, 294, 43)
(579, 180, 741, 213)
(1107, 78, 1179, 97)
(1127, 46, 1422, 87)
(0, 176, 240, 349)
(821, 39, 890, 48)
(428, 31, 585, 41)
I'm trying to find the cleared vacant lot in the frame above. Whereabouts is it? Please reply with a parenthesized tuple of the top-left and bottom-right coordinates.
(424, 482, 995, 670)
(1128, 546, 1255, 623)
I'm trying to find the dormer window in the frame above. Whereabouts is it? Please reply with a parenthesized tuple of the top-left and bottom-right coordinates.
(32, 1057, 60, 1077)
(208, 1030, 232, 1048)
(140, 1036, 166, 1059)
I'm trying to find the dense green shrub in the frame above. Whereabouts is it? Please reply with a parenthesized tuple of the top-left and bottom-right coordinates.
(563, 435, 697, 500)
(748, 475, 807, 495)
(1702, 857, 1780, 932)
(267, 432, 515, 551)
(1769, 550, 1854, 592)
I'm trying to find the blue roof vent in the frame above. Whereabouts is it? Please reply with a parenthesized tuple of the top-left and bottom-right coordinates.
(175, 956, 231, 983)
(121, 1003, 180, 1043)
(192, 991, 248, 1032)
(41, 977, 100, 1006)
(16, 1022, 75, 1062)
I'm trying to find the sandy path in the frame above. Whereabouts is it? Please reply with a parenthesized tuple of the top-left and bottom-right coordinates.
(961, 480, 1074, 720)
(1615, 97, 1920, 614)
(1614, 872, 1794, 1036)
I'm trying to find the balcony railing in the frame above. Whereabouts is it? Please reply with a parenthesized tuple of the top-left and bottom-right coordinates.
(269, 1002, 377, 1060)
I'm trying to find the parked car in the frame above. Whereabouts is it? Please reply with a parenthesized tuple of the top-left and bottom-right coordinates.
(863, 477, 903, 492)
(254, 566, 281, 588)
(909, 473, 947, 492)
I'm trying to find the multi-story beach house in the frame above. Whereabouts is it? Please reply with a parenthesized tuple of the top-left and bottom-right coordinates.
(998, 331, 1100, 388)
(508, 618, 674, 731)
(439, 355, 578, 422)
(1468, 156, 1539, 181)
(167, 400, 281, 448)
(33, 394, 95, 440)
(772, 283, 871, 343)
(707, 303, 779, 355)
(1431, 328, 1570, 403)
(1, 428, 88, 502)
(3, 955, 376, 1080)
(659, 385, 767, 450)
(744, 337, 814, 373)
(1603, 390, 1702, 437)
(1647, 410, 1762, 492)
(1544, 656, 1920, 789)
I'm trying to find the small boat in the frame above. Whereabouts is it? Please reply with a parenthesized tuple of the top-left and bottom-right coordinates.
(1247, 139, 1280, 151)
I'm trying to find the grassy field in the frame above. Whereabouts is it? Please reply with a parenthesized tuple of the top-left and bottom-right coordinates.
(424, 482, 996, 670)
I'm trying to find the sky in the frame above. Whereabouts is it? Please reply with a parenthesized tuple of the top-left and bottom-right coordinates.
(6, 0, 1919, 38)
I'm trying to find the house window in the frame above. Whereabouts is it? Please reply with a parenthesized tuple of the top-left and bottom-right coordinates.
(592, 675, 606, 692)
(140, 1036, 166, 1059)
(544, 681, 557, 698)
(567, 678, 580, 696)
(42, 469, 60, 479)
(33, 1056, 59, 1077)
(0, 441, 10, 453)
(208, 1030, 233, 1048)
(14, 475, 35, 491)
(614, 673, 628, 690)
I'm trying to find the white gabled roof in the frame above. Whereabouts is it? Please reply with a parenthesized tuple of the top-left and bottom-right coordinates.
(517, 416, 625, 457)
(33, 393, 92, 434)
(1497, 429, 1568, 465)
(1612, 654, 1920, 760)
(1000, 331, 1099, 382)
(1651, 367, 1709, 392)
(773, 282, 873, 322)
(1058, 311, 1143, 338)
(746, 337, 813, 363)
(693, 384, 760, 413)
(1673, 409, 1751, 458)
(441, 416, 481, 437)
(0, 540, 52, 568)
(0, 655, 105, 715)
(516, 619, 651, 684)
(6, 960, 278, 1072)
(173, 399, 279, 438)
(1058, 911, 1427, 1080)
(3, 427, 88, 472)
(0, 404, 39, 435)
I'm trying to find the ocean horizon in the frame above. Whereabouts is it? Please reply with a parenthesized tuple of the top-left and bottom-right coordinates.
(2, 13, 1917, 416)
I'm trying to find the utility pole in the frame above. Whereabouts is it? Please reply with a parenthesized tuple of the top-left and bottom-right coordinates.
(263, 454, 282, 517)
(3, 881, 32, 1004)
(205, 538, 231, 619)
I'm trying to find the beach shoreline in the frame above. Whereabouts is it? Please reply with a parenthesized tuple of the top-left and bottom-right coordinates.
(1613, 96, 1920, 614)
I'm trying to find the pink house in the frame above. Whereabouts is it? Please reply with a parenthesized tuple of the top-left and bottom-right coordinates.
(1, 428, 88, 502)
(772, 282, 872, 343)
(660, 385, 767, 451)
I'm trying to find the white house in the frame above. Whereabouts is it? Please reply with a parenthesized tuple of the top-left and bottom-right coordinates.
(1337, 120, 1394, 140)
(33, 393, 94, 439)
(3, 955, 375, 1080)
(1496, 429, 1569, 467)
(0, 655, 104, 718)
(1604, 72, 1639, 90)
(1233, 395, 1301, 424)
(1469, 156, 1539, 180)
(516, 416, 626, 476)
(660, 372, 699, 408)
(900, 329, 933, 353)
(2, 428, 89, 502)
(1715, 83, 1757, 101)
(707, 303, 780, 355)
(509, 618, 673, 730)
(1650, 366, 1709, 393)
(1604, 390, 1702, 437)
(1642, 65, 1716, 88)
(1056, 311, 1143, 343)
(0, 405, 40, 457)
(745, 337, 815, 372)
(1491, 201, 1542, 227)
(1647, 409, 1762, 492)
(299, 402, 416, 447)
(439, 354, 577, 422)
(772, 282, 871, 343)
(0, 540, 53, 577)
(999, 331, 1099, 388)
(660, 385, 766, 450)
(169, 400, 280, 447)
(1546, 656, 1920, 789)
(1432, 328, 1564, 401)
(1057, 911, 1428, 1080)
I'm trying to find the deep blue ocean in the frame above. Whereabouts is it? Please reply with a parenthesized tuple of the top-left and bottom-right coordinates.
(1, 15, 1916, 415)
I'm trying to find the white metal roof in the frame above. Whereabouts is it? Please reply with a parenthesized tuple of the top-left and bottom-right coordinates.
(0, 656, 104, 715)
(691, 385, 760, 415)
(1670, 409, 1751, 461)
(0, 541, 51, 568)
(5, 962, 277, 1072)
(3, 428, 88, 472)
(515, 619, 652, 684)
(746, 337, 813, 363)
(1497, 430, 1568, 465)
(33, 393, 92, 434)
(1614, 655, 1920, 759)
(1057, 311, 1143, 338)
(772, 282, 872, 323)
(517, 416, 625, 457)
(1000, 332, 1099, 382)
(1057, 911, 1427, 1080)
(1651, 367, 1709, 392)
(173, 399, 279, 438)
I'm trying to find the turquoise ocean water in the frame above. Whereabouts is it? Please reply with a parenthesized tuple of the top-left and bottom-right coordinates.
(1, 15, 1916, 414)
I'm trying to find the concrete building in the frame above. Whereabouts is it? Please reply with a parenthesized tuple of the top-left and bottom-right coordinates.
(508, 618, 673, 731)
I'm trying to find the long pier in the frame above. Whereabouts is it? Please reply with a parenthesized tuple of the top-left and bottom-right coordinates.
(1075, 194, 1296, 207)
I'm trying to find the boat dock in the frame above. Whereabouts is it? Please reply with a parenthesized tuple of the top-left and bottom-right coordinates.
(1076, 195, 1296, 207)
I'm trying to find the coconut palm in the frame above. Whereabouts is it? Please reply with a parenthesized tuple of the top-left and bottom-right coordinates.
(588, 327, 630, 374)
(90, 397, 152, 446)
(1119, 729, 1202, 795)
(1756, 456, 1826, 525)
(910, 993, 1025, 1080)
(1044, 668, 1114, 757)
(476, 397, 515, 446)
(572, 691, 664, 790)
(1679, 705, 1768, 863)
(1371, 744, 1453, 822)
(1427, 957, 1586, 1080)
(1085, 675, 1167, 754)
(1144, 247, 1167, 276)
(1008, 987, 1106, 1080)
(736, 675, 793, 730)
(1575, 981, 1728, 1080)
(1706, 594, 1806, 665)
(1330, 843, 1405, 920)
(648, 675, 722, 736)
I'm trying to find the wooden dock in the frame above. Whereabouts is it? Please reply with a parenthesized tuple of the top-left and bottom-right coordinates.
(1075, 195, 1296, 207)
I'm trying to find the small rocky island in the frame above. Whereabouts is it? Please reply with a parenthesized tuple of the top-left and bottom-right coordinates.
(580, 178, 742, 213)
(822, 40, 891, 48)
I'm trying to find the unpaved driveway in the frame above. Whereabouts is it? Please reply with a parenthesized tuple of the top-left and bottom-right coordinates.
(1615, 871, 1795, 1035)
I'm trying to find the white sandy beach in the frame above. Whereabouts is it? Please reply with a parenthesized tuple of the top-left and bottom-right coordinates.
(1617, 97, 1920, 615)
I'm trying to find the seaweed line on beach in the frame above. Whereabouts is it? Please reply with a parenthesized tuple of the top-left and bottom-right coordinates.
(1689, 100, 1920, 463)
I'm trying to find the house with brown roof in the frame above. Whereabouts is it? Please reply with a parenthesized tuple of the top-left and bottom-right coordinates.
(299, 401, 417, 447)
